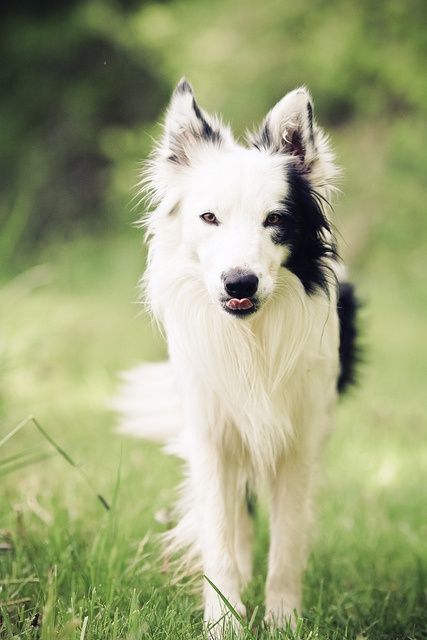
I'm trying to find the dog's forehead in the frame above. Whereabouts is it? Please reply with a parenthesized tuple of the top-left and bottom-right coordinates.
(187, 146, 288, 213)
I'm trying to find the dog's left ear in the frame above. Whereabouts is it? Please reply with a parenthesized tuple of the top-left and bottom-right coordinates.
(249, 87, 327, 175)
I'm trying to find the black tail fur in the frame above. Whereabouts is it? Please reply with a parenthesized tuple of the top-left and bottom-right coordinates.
(337, 281, 360, 393)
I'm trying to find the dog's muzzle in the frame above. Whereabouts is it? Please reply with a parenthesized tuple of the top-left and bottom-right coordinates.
(221, 269, 259, 317)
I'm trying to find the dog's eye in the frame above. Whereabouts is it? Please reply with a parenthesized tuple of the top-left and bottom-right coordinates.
(264, 212, 283, 227)
(200, 212, 219, 226)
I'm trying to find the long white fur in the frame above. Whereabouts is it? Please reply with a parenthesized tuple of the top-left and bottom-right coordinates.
(115, 81, 341, 633)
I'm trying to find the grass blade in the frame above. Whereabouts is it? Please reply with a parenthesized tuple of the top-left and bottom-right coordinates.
(247, 605, 259, 631)
(80, 615, 89, 640)
(0, 415, 110, 510)
(0, 451, 54, 477)
(0, 416, 33, 449)
(31, 416, 110, 511)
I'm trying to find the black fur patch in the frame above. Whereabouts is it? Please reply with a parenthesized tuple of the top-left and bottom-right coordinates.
(272, 166, 337, 295)
(337, 281, 360, 393)
(251, 121, 273, 152)
(306, 101, 315, 144)
(192, 98, 222, 144)
(174, 78, 192, 95)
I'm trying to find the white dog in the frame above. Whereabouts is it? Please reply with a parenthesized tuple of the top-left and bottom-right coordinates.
(114, 79, 358, 633)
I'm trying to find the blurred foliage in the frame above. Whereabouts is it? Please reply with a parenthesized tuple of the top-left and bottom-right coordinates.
(0, 0, 168, 262)
(137, 0, 427, 126)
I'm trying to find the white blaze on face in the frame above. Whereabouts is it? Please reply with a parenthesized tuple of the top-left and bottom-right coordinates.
(179, 146, 290, 304)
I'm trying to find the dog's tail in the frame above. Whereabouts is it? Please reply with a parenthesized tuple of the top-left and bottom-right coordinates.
(111, 361, 184, 445)
(334, 260, 361, 394)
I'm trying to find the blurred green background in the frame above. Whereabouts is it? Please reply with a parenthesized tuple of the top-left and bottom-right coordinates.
(1, 1, 426, 638)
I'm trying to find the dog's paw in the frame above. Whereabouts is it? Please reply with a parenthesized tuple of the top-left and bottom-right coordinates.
(264, 593, 300, 630)
(204, 599, 246, 638)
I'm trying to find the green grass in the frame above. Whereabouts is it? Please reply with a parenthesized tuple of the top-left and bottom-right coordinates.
(1, 121, 426, 639)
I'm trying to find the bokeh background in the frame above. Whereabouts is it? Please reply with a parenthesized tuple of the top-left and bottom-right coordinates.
(1, 1, 426, 638)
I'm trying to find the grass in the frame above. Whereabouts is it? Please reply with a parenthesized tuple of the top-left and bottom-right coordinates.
(1, 121, 426, 639)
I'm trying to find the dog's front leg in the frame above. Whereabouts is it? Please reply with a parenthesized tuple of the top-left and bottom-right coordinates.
(188, 430, 245, 631)
(265, 453, 313, 628)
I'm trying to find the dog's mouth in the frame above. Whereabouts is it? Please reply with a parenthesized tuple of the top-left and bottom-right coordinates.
(222, 297, 258, 317)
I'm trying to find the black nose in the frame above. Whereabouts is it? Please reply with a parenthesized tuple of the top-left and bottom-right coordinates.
(223, 270, 259, 299)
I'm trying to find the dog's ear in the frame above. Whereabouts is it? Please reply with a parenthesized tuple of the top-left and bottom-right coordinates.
(161, 78, 233, 167)
(249, 87, 326, 174)
(144, 79, 234, 207)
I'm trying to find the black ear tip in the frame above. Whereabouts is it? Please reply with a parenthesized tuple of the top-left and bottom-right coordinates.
(174, 77, 193, 95)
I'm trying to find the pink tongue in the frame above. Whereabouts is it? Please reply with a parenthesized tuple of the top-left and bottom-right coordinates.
(226, 297, 254, 311)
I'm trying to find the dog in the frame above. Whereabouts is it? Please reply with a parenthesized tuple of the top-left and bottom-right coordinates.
(114, 79, 359, 633)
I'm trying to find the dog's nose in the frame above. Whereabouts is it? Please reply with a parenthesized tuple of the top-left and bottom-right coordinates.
(223, 270, 259, 298)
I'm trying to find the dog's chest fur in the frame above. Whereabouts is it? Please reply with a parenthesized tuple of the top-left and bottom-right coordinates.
(159, 267, 340, 475)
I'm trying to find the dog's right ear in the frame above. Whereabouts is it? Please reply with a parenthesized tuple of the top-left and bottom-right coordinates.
(143, 79, 234, 209)
(161, 78, 233, 167)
